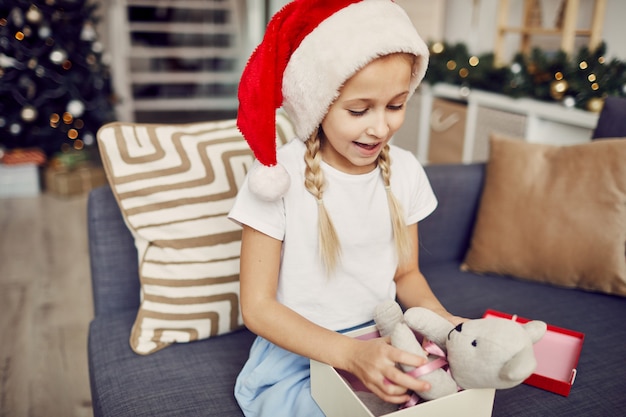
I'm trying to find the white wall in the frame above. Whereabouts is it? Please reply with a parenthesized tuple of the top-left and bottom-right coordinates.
(269, 0, 625, 60)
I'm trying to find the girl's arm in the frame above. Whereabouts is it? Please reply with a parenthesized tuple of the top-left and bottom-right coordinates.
(394, 223, 465, 326)
(239, 224, 431, 404)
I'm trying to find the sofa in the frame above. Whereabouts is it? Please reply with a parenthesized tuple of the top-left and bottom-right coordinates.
(87, 161, 626, 417)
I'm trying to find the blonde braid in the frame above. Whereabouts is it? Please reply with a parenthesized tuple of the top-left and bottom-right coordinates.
(378, 145, 413, 267)
(304, 133, 341, 272)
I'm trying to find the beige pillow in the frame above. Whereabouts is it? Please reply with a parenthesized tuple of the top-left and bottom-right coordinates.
(98, 114, 295, 354)
(462, 134, 626, 297)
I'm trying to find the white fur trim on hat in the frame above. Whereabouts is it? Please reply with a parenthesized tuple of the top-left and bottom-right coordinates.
(282, 0, 429, 141)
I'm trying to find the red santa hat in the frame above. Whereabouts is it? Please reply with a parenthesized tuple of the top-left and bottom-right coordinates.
(237, 0, 429, 201)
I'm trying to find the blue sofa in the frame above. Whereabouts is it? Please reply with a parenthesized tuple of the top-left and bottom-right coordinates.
(87, 162, 626, 417)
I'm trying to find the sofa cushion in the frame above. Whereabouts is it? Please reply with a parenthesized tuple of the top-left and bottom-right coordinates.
(88, 311, 255, 417)
(421, 262, 626, 417)
(461, 134, 626, 297)
(97, 115, 295, 354)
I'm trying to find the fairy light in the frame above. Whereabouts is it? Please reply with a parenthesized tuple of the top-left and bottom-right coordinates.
(50, 113, 60, 128)
(432, 42, 444, 54)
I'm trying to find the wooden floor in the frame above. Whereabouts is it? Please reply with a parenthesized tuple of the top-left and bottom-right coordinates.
(0, 191, 94, 417)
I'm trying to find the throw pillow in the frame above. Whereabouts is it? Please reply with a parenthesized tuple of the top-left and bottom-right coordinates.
(98, 114, 295, 354)
(592, 97, 626, 139)
(461, 134, 626, 297)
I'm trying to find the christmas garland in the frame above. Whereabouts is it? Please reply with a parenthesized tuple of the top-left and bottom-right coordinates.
(424, 41, 626, 113)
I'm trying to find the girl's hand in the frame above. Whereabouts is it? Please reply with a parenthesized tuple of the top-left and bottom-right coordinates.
(343, 337, 430, 404)
(447, 315, 468, 326)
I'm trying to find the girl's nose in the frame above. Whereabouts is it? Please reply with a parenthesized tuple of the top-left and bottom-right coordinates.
(366, 112, 390, 138)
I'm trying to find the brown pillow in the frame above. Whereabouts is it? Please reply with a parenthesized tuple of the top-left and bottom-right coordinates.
(462, 134, 626, 297)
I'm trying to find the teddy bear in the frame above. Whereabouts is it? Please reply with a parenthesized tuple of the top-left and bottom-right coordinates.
(367, 299, 547, 409)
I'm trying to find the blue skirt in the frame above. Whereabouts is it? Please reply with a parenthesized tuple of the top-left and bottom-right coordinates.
(234, 336, 325, 417)
(234, 322, 373, 417)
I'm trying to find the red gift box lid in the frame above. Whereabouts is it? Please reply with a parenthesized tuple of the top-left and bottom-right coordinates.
(482, 310, 584, 397)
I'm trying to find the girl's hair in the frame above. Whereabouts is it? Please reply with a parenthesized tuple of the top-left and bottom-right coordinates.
(304, 132, 413, 273)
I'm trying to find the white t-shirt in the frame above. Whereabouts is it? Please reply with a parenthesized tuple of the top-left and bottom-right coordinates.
(228, 139, 437, 331)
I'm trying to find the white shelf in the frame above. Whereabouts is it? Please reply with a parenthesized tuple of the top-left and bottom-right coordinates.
(108, 0, 247, 122)
(404, 83, 599, 164)
(430, 83, 598, 129)
(133, 97, 238, 111)
(128, 22, 237, 34)
(126, 0, 232, 10)
(130, 72, 240, 84)
(130, 46, 241, 58)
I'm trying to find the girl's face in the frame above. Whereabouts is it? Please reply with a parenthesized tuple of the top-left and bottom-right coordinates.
(319, 54, 413, 175)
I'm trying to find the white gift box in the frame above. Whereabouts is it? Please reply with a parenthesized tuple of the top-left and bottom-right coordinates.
(311, 325, 495, 417)
(0, 163, 40, 198)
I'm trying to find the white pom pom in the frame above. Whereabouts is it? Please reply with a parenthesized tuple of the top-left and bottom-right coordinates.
(248, 163, 291, 201)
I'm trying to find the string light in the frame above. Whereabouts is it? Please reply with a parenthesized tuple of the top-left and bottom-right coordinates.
(50, 113, 60, 127)
(432, 42, 444, 54)
(63, 112, 73, 124)
(424, 40, 625, 112)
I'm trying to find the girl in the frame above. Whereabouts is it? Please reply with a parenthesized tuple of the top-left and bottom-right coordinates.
(230, 1, 463, 415)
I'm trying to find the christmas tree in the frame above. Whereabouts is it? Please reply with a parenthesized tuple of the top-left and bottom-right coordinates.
(0, 0, 115, 158)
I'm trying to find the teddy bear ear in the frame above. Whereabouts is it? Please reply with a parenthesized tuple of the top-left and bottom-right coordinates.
(499, 347, 537, 385)
(522, 320, 548, 344)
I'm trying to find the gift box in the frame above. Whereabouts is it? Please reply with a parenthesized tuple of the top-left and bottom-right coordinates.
(482, 310, 584, 397)
(0, 163, 40, 198)
(311, 325, 495, 417)
(44, 162, 107, 197)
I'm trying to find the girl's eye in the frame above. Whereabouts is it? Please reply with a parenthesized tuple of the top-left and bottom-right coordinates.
(348, 109, 367, 116)
(388, 103, 405, 111)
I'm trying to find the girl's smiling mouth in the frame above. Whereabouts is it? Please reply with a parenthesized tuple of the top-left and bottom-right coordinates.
(353, 141, 381, 151)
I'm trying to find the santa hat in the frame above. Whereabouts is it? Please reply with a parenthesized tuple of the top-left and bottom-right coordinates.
(237, 0, 429, 201)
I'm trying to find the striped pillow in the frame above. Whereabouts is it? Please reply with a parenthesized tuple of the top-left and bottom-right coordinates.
(97, 114, 295, 355)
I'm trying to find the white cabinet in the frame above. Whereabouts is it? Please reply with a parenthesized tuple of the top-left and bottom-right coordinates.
(394, 83, 599, 164)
